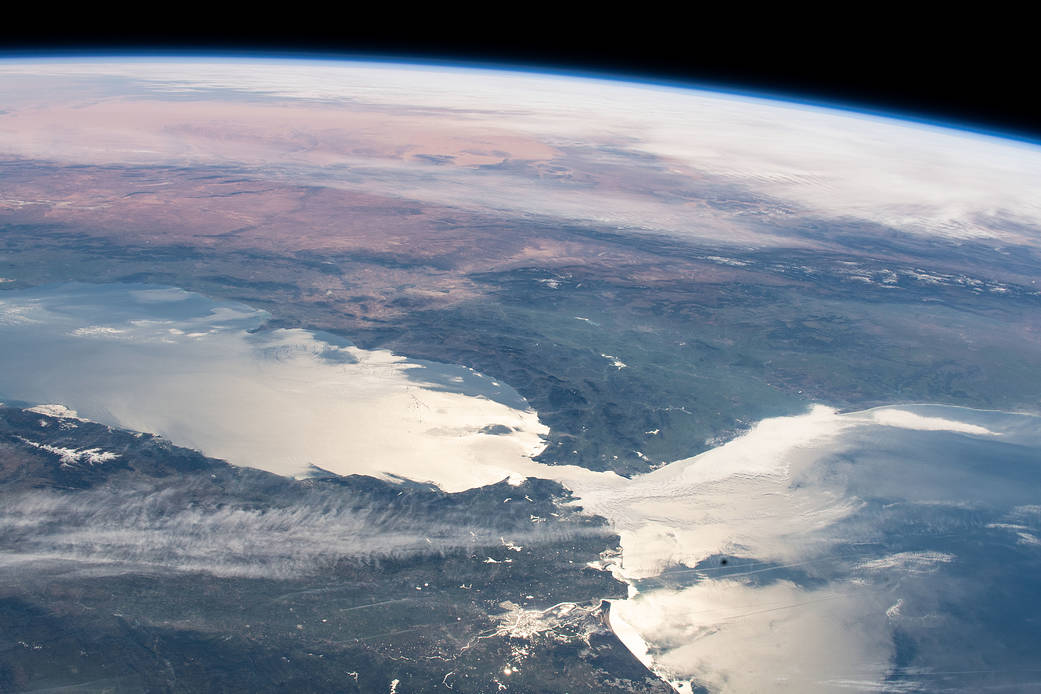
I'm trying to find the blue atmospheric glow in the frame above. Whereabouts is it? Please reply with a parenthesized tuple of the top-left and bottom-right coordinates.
(0, 49, 1037, 148)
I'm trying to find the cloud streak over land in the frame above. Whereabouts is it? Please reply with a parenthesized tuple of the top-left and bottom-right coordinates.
(0, 476, 604, 580)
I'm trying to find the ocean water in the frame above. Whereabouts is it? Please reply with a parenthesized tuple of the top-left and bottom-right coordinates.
(0, 282, 548, 492)
(597, 405, 1041, 692)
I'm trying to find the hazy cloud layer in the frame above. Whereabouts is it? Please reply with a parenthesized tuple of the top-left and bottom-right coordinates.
(1, 60, 1040, 246)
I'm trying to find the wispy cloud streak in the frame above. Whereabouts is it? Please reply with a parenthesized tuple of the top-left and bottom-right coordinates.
(0, 478, 606, 580)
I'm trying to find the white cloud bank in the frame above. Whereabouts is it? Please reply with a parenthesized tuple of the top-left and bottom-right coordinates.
(1, 59, 1040, 245)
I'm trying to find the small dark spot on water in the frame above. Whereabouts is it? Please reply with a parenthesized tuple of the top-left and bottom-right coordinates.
(720, 558, 728, 566)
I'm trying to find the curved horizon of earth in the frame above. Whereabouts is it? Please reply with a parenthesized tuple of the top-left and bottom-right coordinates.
(1, 58, 1041, 693)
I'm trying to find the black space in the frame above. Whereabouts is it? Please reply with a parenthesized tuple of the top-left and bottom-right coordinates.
(1, 16, 1036, 141)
